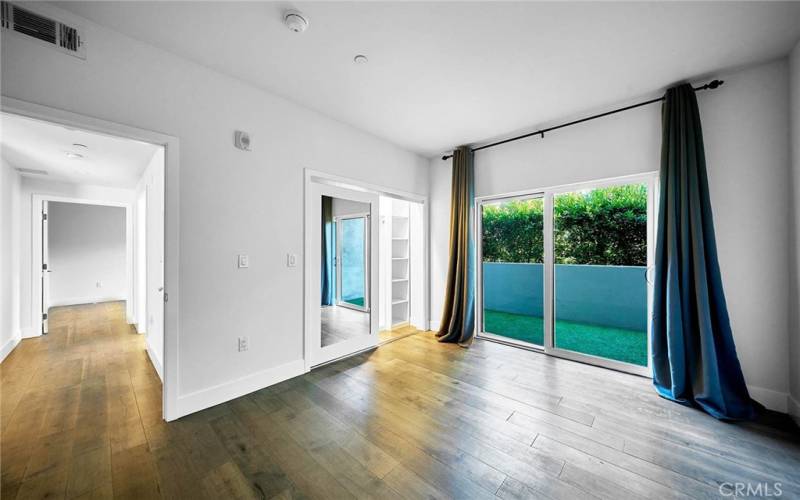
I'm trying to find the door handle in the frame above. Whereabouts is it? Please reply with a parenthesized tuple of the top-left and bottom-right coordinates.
(158, 286, 164, 292)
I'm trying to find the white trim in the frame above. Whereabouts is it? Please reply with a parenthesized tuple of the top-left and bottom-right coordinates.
(48, 296, 126, 308)
(146, 340, 163, 382)
(788, 395, 800, 425)
(175, 359, 305, 417)
(747, 385, 788, 413)
(0, 331, 21, 363)
(20, 327, 36, 339)
(2, 97, 181, 422)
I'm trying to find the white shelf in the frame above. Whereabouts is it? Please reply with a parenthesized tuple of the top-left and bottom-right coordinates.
(392, 237, 408, 241)
(392, 257, 408, 260)
(392, 278, 408, 283)
(392, 299, 408, 305)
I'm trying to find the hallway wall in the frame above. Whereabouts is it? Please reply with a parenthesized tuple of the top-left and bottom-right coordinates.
(48, 202, 127, 307)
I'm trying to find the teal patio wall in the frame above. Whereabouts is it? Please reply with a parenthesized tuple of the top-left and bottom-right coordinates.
(482, 262, 647, 331)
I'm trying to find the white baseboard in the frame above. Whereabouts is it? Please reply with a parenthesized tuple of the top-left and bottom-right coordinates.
(175, 359, 305, 418)
(48, 296, 126, 307)
(135, 322, 146, 334)
(0, 331, 21, 363)
(146, 341, 163, 382)
(747, 384, 788, 413)
(21, 326, 39, 339)
(788, 395, 800, 426)
(428, 320, 439, 331)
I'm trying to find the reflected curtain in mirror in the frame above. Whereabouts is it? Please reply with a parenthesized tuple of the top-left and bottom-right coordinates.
(651, 83, 757, 420)
(321, 195, 334, 306)
(437, 146, 476, 346)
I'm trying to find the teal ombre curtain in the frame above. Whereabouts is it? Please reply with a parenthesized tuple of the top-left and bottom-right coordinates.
(652, 83, 757, 420)
(321, 196, 334, 306)
(437, 146, 476, 346)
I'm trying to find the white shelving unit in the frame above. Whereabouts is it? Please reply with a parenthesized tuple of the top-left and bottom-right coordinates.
(391, 210, 410, 327)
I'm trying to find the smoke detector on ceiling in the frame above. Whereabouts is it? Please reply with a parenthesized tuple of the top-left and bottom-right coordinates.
(284, 9, 308, 33)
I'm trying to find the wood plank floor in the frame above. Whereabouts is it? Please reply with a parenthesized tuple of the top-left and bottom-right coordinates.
(2, 302, 799, 499)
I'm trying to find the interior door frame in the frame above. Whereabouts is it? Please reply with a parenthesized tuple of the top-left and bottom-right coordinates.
(475, 172, 657, 377)
(305, 182, 379, 367)
(334, 212, 371, 312)
(3, 96, 182, 421)
(30, 195, 133, 336)
(303, 168, 429, 371)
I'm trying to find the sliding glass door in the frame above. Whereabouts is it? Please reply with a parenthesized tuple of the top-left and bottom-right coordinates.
(479, 195, 544, 347)
(336, 215, 370, 312)
(477, 174, 654, 376)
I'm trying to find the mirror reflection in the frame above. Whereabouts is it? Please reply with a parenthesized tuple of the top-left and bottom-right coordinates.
(321, 196, 370, 347)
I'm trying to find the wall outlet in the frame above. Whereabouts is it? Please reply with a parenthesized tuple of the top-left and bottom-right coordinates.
(238, 336, 249, 352)
(287, 253, 297, 267)
(96, 281, 102, 288)
(238, 254, 249, 268)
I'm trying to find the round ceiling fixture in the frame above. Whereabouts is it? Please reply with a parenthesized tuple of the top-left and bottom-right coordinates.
(65, 152, 84, 159)
(354, 55, 368, 64)
(284, 9, 309, 33)
(72, 143, 88, 149)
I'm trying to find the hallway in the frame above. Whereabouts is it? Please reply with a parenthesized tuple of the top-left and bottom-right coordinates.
(1, 302, 161, 499)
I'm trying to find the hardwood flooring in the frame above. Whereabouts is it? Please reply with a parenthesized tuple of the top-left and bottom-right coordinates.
(321, 305, 369, 347)
(2, 302, 799, 499)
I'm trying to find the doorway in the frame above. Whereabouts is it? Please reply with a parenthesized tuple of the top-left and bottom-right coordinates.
(477, 173, 655, 376)
(1, 102, 177, 419)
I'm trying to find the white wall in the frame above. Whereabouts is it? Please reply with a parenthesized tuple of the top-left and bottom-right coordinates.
(788, 40, 800, 423)
(0, 159, 22, 362)
(1, 4, 427, 415)
(431, 59, 793, 411)
(16, 177, 136, 337)
(47, 202, 127, 307)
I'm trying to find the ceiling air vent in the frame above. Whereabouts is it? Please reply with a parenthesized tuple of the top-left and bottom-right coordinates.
(0, 2, 85, 59)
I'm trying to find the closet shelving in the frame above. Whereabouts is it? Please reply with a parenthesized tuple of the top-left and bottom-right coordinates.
(391, 212, 410, 326)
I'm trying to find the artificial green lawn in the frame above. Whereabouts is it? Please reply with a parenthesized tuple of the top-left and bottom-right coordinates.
(483, 309, 647, 366)
(344, 297, 365, 307)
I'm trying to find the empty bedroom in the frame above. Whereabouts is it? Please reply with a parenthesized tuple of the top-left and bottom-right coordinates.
(1, 1, 799, 499)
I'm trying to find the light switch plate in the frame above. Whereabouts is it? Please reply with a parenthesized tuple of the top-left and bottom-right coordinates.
(287, 253, 297, 267)
(238, 254, 249, 268)
(238, 336, 249, 352)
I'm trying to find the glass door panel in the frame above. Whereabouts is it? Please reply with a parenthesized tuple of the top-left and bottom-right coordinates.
(552, 183, 649, 366)
(338, 216, 367, 309)
(480, 196, 544, 346)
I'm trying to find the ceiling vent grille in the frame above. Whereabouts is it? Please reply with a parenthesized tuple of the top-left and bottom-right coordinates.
(1, 2, 85, 59)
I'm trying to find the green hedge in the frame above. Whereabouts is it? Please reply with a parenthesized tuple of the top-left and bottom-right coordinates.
(481, 184, 647, 266)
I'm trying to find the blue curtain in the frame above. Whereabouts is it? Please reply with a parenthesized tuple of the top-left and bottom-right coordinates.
(652, 83, 758, 420)
(436, 146, 476, 346)
(321, 196, 334, 306)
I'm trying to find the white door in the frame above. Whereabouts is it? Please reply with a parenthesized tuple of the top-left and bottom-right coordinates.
(308, 182, 379, 367)
(41, 200, 50, 334)
(145, 155, 166, 374)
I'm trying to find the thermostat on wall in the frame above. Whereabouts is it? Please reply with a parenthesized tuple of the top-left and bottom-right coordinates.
(234, 130, 251, 151)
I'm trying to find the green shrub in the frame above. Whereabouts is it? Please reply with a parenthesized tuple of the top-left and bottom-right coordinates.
(481, 184, 647, 266)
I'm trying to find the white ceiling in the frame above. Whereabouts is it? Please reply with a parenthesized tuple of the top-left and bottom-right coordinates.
(59, 1, 800, 157)
(1, 113, 160, 188)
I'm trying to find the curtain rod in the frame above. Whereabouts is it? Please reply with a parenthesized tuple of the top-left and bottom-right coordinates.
(440, 79, 725, 161)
